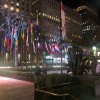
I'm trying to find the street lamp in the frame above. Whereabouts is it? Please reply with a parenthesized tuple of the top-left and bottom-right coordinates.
(92, 46, 97, 56)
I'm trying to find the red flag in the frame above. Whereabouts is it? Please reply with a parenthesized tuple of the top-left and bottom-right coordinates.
(6, 36, 11, 50)
(50, 43, 60, 54)
(50, 44, 55, 54)
(61, 1, 66, 38)
(26, 28, 29, 46)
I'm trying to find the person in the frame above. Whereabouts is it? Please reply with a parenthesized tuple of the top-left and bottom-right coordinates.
(34, 65, 41, 88)
(34, 65, 41, 76)
(42, 67, 47, 75)
(42, 64, 47, 75)
(67, 47, 75, 74)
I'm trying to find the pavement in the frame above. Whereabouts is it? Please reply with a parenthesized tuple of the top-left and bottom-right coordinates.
(0, 63, 99, 100)
(0, 76, 34, 100)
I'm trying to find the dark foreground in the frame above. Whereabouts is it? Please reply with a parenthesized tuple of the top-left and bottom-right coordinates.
(0, 76, 34, 100)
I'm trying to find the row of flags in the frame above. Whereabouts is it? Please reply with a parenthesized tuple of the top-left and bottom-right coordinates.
(1, 1, 66, 55)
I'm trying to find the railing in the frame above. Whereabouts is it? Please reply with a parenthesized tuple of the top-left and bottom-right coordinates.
(35, 82, 79, 100)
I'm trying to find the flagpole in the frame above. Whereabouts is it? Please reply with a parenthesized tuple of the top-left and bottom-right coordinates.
(60, 0, 63, 74)
(36, 10, 38, 65)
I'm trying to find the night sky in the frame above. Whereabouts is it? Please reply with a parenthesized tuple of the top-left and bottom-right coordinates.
(61, 0, 100, 16)
(62, 0, 100, 8)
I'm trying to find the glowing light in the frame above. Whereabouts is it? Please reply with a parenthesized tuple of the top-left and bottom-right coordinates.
(6, 53, 8, 60)
(16, 8, 19, 12)
(4, 4, 8, 8)
(0, 66, 11, 69)
(92, 46, 96, 51)
(16, 2, 19, 6)
(10, 6, 14, 10)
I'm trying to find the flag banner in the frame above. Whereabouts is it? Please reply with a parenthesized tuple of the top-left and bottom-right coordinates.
(26, 28, 29, 46)
(45, 42, 49, 52)
(31, 23, 34, 43)
(21, 29, 25, 42)
(62, 43, 68, 53)
(1, 41, 6, 53)
(6, 34, 11, 50)
(38, 41, 43, 49)
(54, 43, 60, 53)
(4, 34, 7, 47)
(13, 26, 18, 39)
(61, 1, 66, 38)
(10, 28, 14, 48)
(27, 47, 30, 54)
(15, 39, 18, 47)
(33, 41, 36, 53)
(50, 43, 60, 55)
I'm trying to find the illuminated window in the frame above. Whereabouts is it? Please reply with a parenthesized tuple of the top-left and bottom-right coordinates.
(16, 8, 19, 12)
(10, 6, 14, 10)
(16, 2, 19, 6)
(43, 13, 44, 16)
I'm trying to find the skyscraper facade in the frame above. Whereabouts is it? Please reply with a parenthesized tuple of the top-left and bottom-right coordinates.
(75, 3, 100, 46)
(32, 0, 82, 44)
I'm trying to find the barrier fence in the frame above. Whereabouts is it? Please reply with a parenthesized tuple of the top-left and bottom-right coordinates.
(35, 82, 79, 100)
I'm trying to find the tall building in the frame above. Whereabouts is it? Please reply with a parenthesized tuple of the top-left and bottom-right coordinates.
(31, 0, 82, 66)
(75, 2, 100, 46)
(32, 0, 82, 44)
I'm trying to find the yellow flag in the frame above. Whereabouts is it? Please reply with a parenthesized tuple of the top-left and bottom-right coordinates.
(21, 32, 24, 42)
(15, 39, 18, 46)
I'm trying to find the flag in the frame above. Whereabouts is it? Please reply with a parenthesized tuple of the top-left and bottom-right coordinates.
(1, 42, 5, 53)
(33, 41, 36, 53)
(13, 26, 18, 39)
(4, 34, 7, 47)
(45, 42, 49, 52)
(14, 27, 19, 47)
(54, 44, 60, 53)
(21, 29, 25, 42)
(15, 39, 18, 46)
(61, 1, 66, 38)
(6, 34, 11, 50)
(62, 43, 68, 53)
(50, 44, 55, 54)
(51, 43, 60, 54)
(38, 41, 42, 49)
(10, 28, 14, 48)
(26, 28, 29, 46)
(31, 23, 34, 43)
(27, 47, 30, 54)
(1, 34, 6, 53)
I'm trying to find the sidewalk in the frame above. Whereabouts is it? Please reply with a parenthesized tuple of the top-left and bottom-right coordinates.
(0, 76, 34, 100)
